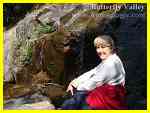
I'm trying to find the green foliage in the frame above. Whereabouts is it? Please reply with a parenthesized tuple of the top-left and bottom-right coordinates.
(24, 45, 33, 65)
(37, 24, 55, 34)
(20, 41, 33, 65)
(31, 23, 56, 40)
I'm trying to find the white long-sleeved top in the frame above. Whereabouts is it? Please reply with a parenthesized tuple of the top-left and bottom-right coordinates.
(71, 53, 125, 91)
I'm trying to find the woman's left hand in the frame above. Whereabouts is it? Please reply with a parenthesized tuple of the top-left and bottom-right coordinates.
(66, 83, 74, 96)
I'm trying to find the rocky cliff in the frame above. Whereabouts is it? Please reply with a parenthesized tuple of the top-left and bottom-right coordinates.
(4, 4, 146, 109)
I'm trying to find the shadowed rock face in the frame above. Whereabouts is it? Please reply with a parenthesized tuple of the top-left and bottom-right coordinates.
(4, 4, 146, 109)
(30, 32, 64, 84)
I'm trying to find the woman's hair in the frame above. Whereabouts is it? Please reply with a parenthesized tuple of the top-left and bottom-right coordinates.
(94, 35, 115, 53)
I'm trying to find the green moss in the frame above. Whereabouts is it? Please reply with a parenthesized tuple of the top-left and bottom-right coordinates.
(37, 24, 55, 34)
(47, 63, 57, 72)
(31, 21, 56, 40)
(19, 41, 33, 65)
(24, 45, 33, 65)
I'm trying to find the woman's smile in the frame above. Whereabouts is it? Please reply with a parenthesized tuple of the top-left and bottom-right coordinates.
(96, 45, 112, 61)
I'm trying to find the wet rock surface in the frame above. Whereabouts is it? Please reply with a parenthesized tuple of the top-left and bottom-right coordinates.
(4, 91, 55, 110)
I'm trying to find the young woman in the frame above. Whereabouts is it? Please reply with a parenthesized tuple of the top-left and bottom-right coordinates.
(61, 35, 127, 110)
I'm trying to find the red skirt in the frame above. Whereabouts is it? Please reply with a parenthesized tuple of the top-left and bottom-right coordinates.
(86, 84, 127, 109)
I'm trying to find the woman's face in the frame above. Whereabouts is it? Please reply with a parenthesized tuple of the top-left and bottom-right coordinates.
(95, 38, 113, 61)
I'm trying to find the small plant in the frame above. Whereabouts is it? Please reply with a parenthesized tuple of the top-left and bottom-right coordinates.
(37, 23, 55, 34)
(24, 45, 33, 65)
(21, 41, 33, 65)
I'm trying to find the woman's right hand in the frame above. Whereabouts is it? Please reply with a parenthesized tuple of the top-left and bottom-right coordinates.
(66, 83, 74, 96)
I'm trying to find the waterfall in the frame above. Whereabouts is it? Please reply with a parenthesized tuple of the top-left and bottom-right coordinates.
(4, 27, 17, 82)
